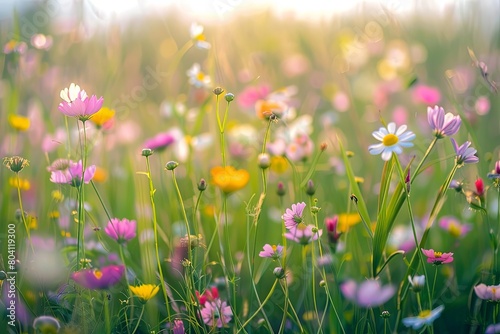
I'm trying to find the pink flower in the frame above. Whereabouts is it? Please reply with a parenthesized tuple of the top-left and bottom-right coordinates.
(475, 96, 491, 115)
(282, 202, 306, 229)
(49, 160, 96, 187)
(325, 216, 342, 245)
(237, 84, 271, 109)
(412, 84, 441, 105)
(197, 286, 219, 306)
(58, 83, 103, 122)
(474, 283, 500, 301)
(104, 218, 137, 244)
(438, 216, 472, 238)
(284, 224, 322, 245)
(427, 105, 461, 138)
(421, 248, 454, 265)
(475, 178, 485, 197)
(285, 134, 314, 162)
(172, 319, 185, 334)
(201, 299, 233, 328)
(259, 244, 284, 260)
(143, 132, 176, 151)
(340, 279, 395, 308)
(71, 264, 124, 290)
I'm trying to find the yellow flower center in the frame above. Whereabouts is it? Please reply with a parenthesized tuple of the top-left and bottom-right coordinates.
(434, 251, 442, 258)
(418, 310, 431, 318)
(448, 223, 461, 238)
(196, 72, 205, 81)
(382, 134, 399, 146)
(93, 270, 103, 279)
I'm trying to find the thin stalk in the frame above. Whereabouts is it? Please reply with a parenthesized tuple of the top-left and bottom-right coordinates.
(15, 173, 33, 253)
(131, 304, 145, 334)
(104, 291, 111, 334)
(236, 280, 278, 333)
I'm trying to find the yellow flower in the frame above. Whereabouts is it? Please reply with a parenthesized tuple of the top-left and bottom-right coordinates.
(210, 166, 249, 193)
(255, 100, 286, 119)
(9, 115, 30, 131)
(51, 190, 64, 203)
(9, 176, 30, 191)
(92, 166, 107, 183)
(90, 107, 115, 128)
(338, 213, 361, 233)
(129, 284, 159, 302)
(270, 156, 288, 174)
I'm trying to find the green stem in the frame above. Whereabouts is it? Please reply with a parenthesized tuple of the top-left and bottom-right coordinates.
(131, 304, 145, 334)
(236, 280, 278, 333)
(15, 173, 33, 253)
(104, 291, 111, 334)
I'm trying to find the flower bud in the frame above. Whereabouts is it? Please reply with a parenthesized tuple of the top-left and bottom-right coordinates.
(198, 178, 207, 191)
(277, 182, 286, 197)
(273, 267, 286, 279)
(320, 142, 327, 151)
(225, 93, 235, 102)
(165, 161, 179, 171)
(319, 280, 326, 287)
(0, 271, 7, 280)
(306, 180, 316, 196)
(258, 153, 271, 169)
(381, 310, 390, 319)
(141, 148, 153, 157)
(213, 87, 224, 96)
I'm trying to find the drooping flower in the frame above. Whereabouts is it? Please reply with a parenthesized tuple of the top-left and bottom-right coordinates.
(49, 160, 96, 187)
(58, 83, 103, 122)
(104, 218, 137, 244)
(284, 224, 322, 245)
(200, 299, 233, 328)
(340, 279, 395, 308)
(210, 166, 249, 194)
(438, 216, 472, 238)
(71, 264, 124, 289)
(143, 132, 176, 151)
(402, 305, 445, 330)
(427, 105, 461, 138)
(408, 275, 425, 293)
(187, 63, 211, 88)
(421, 248, 454, 265)
(8, 114, 30, 131)
(368, 122, 415, 161)
(259, 244, 284, 260)
(451, 138, 478, 165)
(282, 202, 306, 229)
(474, 283, 500, 302)
(129, 284, 159, 303)
(190, 23, 211, 49)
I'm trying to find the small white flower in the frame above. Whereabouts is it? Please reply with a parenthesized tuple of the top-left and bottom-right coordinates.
(190, 23, 211, 49)
(402, 305, 444, 330)
(368, 122, 415, 161)
(60, 83, 86, 103)
(187, 63, 211, 88)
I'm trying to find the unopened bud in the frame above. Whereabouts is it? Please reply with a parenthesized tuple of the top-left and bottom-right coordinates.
(213, 87, 224, 96)
(320, 142, 327, 151)
(381, 310, 390, 319)
(277, 182, 286, 197)
(306, 180, 316, 196)
(273, 267, 286, 279)
(165, 161, 179, 171)
(198, 178, 207, 191)
(258, 153, 271, 169)
(141, 148, 153, 157)
(319, 280, 326, 287)
(225, 93, 235, 102)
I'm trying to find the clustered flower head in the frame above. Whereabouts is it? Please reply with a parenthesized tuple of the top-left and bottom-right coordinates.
(282, 202, 306, 229)
(104, 218, 137, 244)
(421, 248, 454, 265)
(368, 122, 415, 161)
(58, 83, 103, 122)
(427, 105, 461, 138)
(3, 156, 29, 173)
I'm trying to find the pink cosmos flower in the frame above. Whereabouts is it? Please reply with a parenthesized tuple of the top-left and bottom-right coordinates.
(71, 264, 124, 289)
(104, 218, 137, 244)
(259, 244, 284, 260)
(474, 283, 500, 301)
(421, 248, 454, 265)
(143, 132, 176, 151)
(282, 202, 306, 229)
(284, 224, 322, 245)
(200, 299, 233, 328)
(49, 160, 96, 187)
(340, 279, 395, 308)
(412, 84, 441, 105)
(438, 216, 472, 238)
(427, 105, 461, 138)
(58, 83, 103, 122)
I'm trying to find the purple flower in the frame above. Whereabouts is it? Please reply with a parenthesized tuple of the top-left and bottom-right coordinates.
(58, 83, 103, 122)
(284, 224, 322, 245)
(71, 264, 124, 289)
(451, 138, 479, 165)
(143, 132, 176, 151)
(486, 323, 500, 334)
(427, 105, 461, 138)
(474, 283, 500, 301)
(172, 319, 185, 334)
(49, 160, 96, 187)
(104, 218, 137, 244)
(282, 202, 306, 229)
(200, 299, 233, 328)
(259, 244, 284, 260)
(340, 279, 395, 308)
(488, 160, 500, 179)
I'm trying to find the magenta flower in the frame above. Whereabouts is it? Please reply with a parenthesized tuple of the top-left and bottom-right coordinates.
(488, 161, 500, 179)
(474, 283, 500, 302)
(104, 218, 137, 244)
(421, 248, 454, 265)
(427, 105, 461, 138)
(71, 264, 124, 289)
(412, 84, 441, 105)
(340, 279, 395, 308)
(58, 83, 103, 122)
(282, 202, 306, 229)
(438, 216, 472, 238)
(325, 215, 342, 245)
(143, 132, 176, 151)
(451, 138, 479, 165)
(259, 244, 284, 260)
(486, 323, 500, 334)
(172, 319, 185, 334)
(200, 299, 233, 328)
(49, 160, 96, 187)
(284, 224, 322, 245)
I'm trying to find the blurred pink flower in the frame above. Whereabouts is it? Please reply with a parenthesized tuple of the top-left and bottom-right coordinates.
(332, 91, 350, 112)
(438, 216, 472, 238)
(284, 224, 322, 245)
(143, 132, 176, 151)
(104, 218, 137, 244)
(282, 202, 306, 229)
(421, 248, 454, 265)
(200, 299, 233, 328)
(237, 84, 271, 109)
(58, 83, 103, 122)
(49, 160, 96, 187)
(340, 279, 395, 308)
(71, 264, 124, 290)
(42, 128, 66, 153)
(475, 96, 490, 115)
(412, 84, 441, 105)
(474, 283, 500, 301)
(285, 134, 314, 162)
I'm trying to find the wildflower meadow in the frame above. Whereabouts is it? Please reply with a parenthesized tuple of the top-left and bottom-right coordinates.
(1, 1, 500, 333)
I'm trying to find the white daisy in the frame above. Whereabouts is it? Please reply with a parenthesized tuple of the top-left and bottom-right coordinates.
(190, 23, 211, 49)
(402, 305, 444, 330)
(186, 63, 211, 88)
(368, 122, 415, 161)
